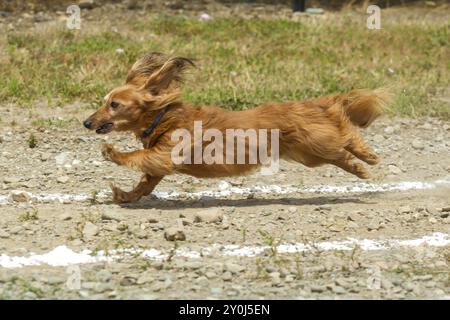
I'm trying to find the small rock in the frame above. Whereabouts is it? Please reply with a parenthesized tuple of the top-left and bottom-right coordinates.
(288, 207, 297, 213)
(222, 271, 233, 281)
(94, 282, 114, 293)
(224, 263, 245, 274)
(96, 270, 112, 282)
(0, 230, 10, 238)
(398, 206, 412, 214)
(137, 272, 154, 285)
(164, 227, 186, 241)
(428, 217, 437, 223)
(60, 213, 72, 221)
(412, 139, 424, 150)
(194, 208, 223, 223)
(117, 222, 128, 231)
(388, 165, 402, 175)
(82, 222, 99, 239)
(183, 261, 203, 270)
(384, 126, 395, 135)
(373, 134, 385, 143)
(310, 285, 326, 293)
(10, 226, 23, 234)
(9, 190, 32, 202)
(55, 152, 70, 166)
(332, 286, 346, 294)
(210, 287, 223, 295)
(24, 291, 37, 300)
(195, 276, 209, 287)
(101, 212, 125, 222)
(57, 176, 69, 184)
(316, 204, 332, 211)
(78, 0, 96, 10)
(367, 219, 380, 231)
(3, 177, 20, 184)
(381, 278, 393, 290)
(199, 13, 212, 21)
(120, 276, 137, 286)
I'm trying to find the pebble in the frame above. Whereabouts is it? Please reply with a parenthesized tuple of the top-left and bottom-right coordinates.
(384, 126, 395, 135)
(224, 262, 245, 274)
(3, 177, 20, 184)
(59, 213, 72, 221)
(164, 227, 186, 241)
(10, 226, 23, 234)
(310, 285, 326, 293)
(398, 206, 412, 214)
(317, 204, 332, 211)
(210, 287, 223, 295)
(136, 272, 154, 285)
(24, 291, 38, 300)
(222, 271, 233, 281)
(0, 230, 10, 238)
(101, 212, 125, 222)
(412, 139, 424, 150)
(288, 207, 297, 213)
(55, 152, 70, 166)
(9, 190, 32, 202)
(373, 134, 385, 143)
(96, 270, 112, 282)
(120, 276, 137, 286)
(56, 176, 69, 184)
(194, 208, 223, 223)
(332, 286, 346, 294)
(195, 276, 209, 287)
(388, 165, 402, 175)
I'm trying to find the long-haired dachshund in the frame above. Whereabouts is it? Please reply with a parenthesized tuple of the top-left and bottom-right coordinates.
(83, 52, 390, 203)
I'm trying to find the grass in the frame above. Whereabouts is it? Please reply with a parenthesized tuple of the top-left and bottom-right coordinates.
(18, 208, 39, 222)
(0, 13, 448, 118)
(27, 133, 37, 148)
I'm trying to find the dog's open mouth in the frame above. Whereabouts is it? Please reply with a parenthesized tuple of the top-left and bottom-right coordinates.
(95, 123, 113, 134)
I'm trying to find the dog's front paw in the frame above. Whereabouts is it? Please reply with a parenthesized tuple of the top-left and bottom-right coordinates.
(110, 183, 132, 204)
(101, 143, 117, 163)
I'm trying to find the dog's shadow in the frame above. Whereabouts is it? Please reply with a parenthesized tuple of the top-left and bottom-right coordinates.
(112, 194, 373, 210)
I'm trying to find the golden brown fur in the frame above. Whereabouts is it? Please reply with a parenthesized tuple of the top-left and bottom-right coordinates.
(84, 52, 390, 203)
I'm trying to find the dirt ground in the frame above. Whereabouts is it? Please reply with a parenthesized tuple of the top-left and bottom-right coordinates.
(0, 103, 449, 299)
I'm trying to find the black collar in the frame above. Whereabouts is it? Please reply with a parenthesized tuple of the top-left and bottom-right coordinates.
(142, 108, 169, 139)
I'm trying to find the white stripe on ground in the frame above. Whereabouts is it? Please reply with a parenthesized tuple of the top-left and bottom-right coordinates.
(1, 178, 450, 205)
(1, 232, 449, 268)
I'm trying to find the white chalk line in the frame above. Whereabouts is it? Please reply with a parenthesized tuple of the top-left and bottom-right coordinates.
(1, 177, 450, 205)
(1, 232, 449, 268)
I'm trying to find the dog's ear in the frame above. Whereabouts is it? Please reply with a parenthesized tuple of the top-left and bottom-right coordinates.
(143, 56, 195, 95)
(126, 52, 168, 86)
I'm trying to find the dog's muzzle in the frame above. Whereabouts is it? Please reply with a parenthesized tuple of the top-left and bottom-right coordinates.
(95, 123, 113, 134)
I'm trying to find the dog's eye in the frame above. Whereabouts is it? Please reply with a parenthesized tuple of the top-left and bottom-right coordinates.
(110, 101, 119, 109)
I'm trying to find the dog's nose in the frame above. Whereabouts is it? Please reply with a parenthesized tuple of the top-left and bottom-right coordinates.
(83, 120, 93, 129)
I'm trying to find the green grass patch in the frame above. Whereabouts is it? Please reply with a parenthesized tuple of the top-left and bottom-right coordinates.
(0, 16, 448, 118)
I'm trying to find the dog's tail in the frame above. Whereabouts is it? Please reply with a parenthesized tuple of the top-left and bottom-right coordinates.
(338, 88, 391, 128)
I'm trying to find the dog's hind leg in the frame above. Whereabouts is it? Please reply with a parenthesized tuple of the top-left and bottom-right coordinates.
(329, 151, 371, 179)
(344, 133, 379, 165)
(111, 175, 163, 204)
